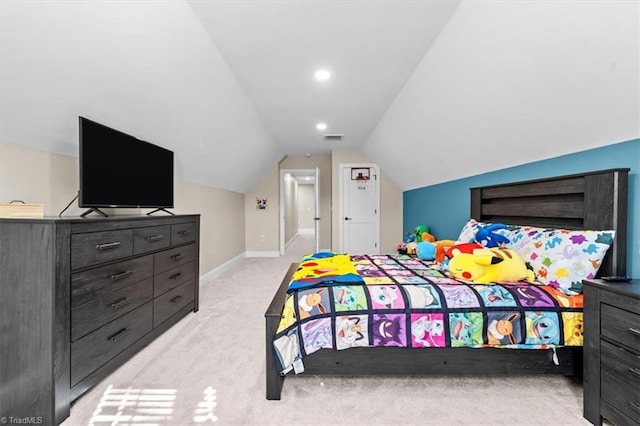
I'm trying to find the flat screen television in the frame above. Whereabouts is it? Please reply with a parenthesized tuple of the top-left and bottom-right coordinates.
(79, 116, 174, 216)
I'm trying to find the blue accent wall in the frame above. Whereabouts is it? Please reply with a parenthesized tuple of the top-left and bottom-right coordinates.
(403, 139, 639, 278)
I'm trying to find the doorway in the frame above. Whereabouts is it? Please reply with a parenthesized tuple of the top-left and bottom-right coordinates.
(279, 167, 320, 255)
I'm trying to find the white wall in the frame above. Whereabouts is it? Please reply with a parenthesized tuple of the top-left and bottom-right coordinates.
(365, 0, 640, 190)
(0, 0, 280, 193)
(297, 184, 315, 230)
(283, 173, 298, 244)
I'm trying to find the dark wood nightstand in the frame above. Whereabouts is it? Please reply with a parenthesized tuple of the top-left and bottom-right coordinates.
(583, 278, 640, 425)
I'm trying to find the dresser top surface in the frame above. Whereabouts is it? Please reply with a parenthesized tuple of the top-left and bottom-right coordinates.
(583, 278, 640, 300)
(0, 214, 199, 224)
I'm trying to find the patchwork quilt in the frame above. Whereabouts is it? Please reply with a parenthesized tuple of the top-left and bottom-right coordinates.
(273, 253, 583, 375)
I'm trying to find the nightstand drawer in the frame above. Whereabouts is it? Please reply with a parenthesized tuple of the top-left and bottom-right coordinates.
(71, 229, 133, 269)
(601, 340, 640, 390)
(133, 225, 171, 255)
(601, 303, 640, 352)
(601, 369, 640, 423)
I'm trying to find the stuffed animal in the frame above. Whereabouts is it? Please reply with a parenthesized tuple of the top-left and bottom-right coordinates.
(417, 240, 457, 263)
(448, 247, 534, 284)
(416, 242, 436, 260)
(446, 242, 483, 259)
(475, 223, 510, 248)
(414, 225, 430, 243)
(421, 232, 435, 243)
(405, 241, 418, 255)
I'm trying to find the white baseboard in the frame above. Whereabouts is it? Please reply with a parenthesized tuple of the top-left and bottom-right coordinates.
(285, 233, 298, 248)
(199, 252, 245, 284)
(245, 251, 280, 258)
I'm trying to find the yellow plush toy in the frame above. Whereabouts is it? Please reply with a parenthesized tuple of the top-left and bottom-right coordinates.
(448, 247, 534, 284)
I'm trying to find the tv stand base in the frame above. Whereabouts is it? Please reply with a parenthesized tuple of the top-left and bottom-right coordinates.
(80, 207, 108, 218)
(147, 208, 174, 216)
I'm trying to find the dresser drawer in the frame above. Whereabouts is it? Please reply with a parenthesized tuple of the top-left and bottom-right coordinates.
(133, 225, 171, 255)
(601, 369, 640, 423)
(601, 303, 640, 352)
(71, 229, 133, 270)
(171, 222, 196, 245)
(154, 261, 196, 297)
(71, 255, 153, 308)
(71, 278, 153, 341)
(154, 243, 196, 274)
(71, 302, 153, 386)
(153, 279, 195, 327)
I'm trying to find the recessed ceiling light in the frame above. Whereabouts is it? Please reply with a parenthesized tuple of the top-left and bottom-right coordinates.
(316, 123, 327, 131)
(315, 69, 331, 81)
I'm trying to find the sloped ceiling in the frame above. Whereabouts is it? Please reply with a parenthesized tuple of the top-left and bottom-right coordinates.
(1, 1, 637, 194)
(189, 0, 639, 190)
(188, 0, 462, 158)
(365, 0, 639, 190)
(0, 0, 282, 193)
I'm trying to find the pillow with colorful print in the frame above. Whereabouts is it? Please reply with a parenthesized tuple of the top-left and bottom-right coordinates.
(510, 227, 615, 294)
(456, 219, 513, 244)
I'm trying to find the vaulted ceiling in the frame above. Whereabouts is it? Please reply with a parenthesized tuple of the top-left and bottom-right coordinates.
(188, 0, 461, 157)
(1, 1, 637, 194)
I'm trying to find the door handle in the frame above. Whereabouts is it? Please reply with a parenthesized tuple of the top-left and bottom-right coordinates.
(344, 217, 352, 221)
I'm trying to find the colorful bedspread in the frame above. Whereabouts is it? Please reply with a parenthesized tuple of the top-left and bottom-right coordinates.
(273, 253, 583, 375)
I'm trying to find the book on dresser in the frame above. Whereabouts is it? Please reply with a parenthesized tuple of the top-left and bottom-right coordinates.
(583, 278, 640, 426)
(0, 214, 200, 426)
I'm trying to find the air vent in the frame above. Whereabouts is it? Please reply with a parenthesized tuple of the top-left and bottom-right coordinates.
(323, 134, 344, 141)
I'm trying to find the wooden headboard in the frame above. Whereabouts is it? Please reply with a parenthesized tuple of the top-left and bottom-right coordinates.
(470, 168, 629, 277)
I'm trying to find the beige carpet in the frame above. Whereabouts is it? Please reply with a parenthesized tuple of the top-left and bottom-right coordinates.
(62, 230, 589, 425)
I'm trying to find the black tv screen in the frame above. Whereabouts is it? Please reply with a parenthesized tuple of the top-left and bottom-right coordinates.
(79, 117, 174, 209)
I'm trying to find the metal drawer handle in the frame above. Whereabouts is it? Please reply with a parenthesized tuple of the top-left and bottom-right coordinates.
(96, 242, 121, 250)
(170, 253, 183, 260)
(109, 297, 130, 310)
(111, 270, 133, 281)
(178, 230, 190, 236)
(630, 401, 640, 412)
(108, 328, 129, 342)
(629, 327, 640, 336)
(170, 295, 183, 304)
(145, 235, 164, 242)
(629, 367, 640, 377)
(169, 272, 182, 280)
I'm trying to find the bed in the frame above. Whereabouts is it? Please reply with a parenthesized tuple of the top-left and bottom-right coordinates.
(264, 168, 629, 400)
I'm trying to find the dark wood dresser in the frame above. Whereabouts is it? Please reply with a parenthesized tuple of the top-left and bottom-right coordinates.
(0, 214, 200, 425)
(583, 278, 640, 425)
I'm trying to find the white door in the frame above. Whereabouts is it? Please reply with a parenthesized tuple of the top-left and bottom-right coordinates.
(313, 167, 320, 253)
(340, 164, 380, 254)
